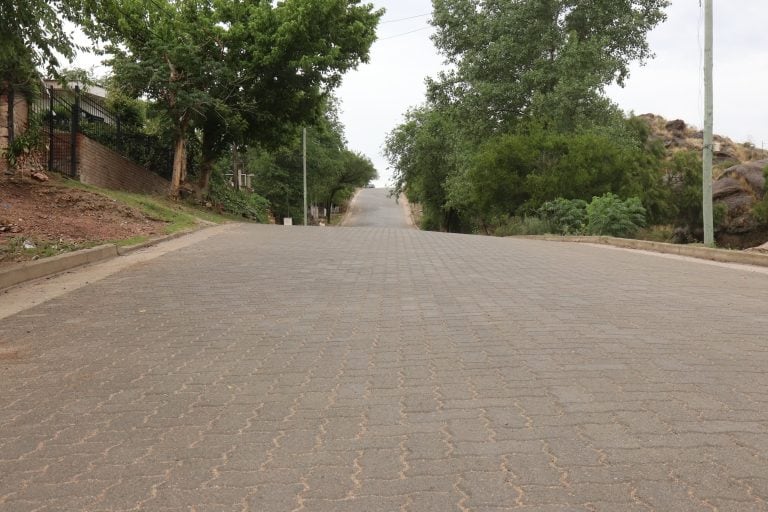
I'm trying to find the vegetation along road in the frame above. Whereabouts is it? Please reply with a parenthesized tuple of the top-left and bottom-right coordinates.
(2, 222, 768, 511)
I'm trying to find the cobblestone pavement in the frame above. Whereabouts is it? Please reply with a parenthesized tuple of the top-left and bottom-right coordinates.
(2, 225, 768, 511)
(343, 188, 412, 229)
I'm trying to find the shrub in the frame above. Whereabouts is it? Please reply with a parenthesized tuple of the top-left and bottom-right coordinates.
(492, 215, 554, 237)
(209, 173, 270, 223)
(636, 225, 675, 242)
(586, 193, 646, 237)
(537, 198, 588, 235)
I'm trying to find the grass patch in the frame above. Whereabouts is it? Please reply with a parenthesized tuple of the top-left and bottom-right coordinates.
(635, 225, 675, 243)
(0, 237, 98, 263)
(56, 178, 235, 234)
(112, 235, 149, 247)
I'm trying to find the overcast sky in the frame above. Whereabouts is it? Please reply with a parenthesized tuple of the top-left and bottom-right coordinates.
(72, 1, 767, 187)
(337, 0, 768, 186)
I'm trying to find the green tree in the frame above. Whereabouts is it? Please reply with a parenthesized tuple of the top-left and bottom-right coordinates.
(1, 0, 78, 86)
(538, 198, 588, 235)
(384, 106, 467, 231)
(318, 150, 377, 223)
(586, 193, 646, 237)
(84, 0, 382, 197)
(429, 0, 669, 131)
(195, 0, 382, 196)
(247, 99, 376, 224)
(451, 121, 666, 229)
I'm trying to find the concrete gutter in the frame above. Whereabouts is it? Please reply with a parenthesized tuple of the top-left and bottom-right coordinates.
(520, 235, 768, 268)
(339, 189, 362, 227)
(0, 225, 212, 291)
(398, 193, 417, 229)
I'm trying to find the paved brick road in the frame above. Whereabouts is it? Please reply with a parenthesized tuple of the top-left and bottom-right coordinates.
(2, 225, 768, 511)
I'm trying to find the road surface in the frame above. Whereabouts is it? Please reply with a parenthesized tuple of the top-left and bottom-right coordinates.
(1, 224, 768, 511)
(342, 187, 412, 228)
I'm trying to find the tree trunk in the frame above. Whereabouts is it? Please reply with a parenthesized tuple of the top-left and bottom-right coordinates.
(196, 158, 214, 198)
(325, 188, 342, 224)
(196, 128, 218, 198)
(169, 116, 189, 197)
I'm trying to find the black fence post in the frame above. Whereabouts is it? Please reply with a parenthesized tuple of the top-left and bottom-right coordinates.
(70, 85, 80, 176)
(48, 87, 54, 173)
(7, 87, 14, 146)
(116, 115, 122, 153)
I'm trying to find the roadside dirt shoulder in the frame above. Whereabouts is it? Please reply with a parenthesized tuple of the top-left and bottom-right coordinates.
(1, 177, 166, 265)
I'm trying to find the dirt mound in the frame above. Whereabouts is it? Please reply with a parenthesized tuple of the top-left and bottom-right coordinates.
(0, 175, 166, 264)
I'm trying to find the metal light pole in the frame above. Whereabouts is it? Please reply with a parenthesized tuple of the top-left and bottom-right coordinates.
(702, 0, 714, 247)
(303, 127, 307, 226)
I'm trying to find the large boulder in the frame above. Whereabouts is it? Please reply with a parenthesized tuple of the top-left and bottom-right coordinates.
(713, 159, 768, 247)
(665, 119, 686, 132)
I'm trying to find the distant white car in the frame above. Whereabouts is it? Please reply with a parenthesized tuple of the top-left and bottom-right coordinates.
(365, 183, 375, 188)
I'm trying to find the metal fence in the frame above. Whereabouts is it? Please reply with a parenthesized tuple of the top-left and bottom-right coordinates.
(30, 86, 190, 181)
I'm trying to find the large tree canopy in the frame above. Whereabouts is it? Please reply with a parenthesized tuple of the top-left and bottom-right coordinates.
(248, 98, 377, 224)
(385, 0, 673, 233)
(83, 0, 382, 196)
(0, 0, 81, 86)
(429, 0, 669, 131)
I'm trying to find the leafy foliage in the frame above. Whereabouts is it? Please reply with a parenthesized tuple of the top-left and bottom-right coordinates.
(663, 151, 703, 231)
(538, 198, 588, 235)
(750, 166, 768, 225)
(384, 0, 674, 239)
(384, 106, 465, 232)
(82, 0, 382, 195)
(245, 100, 376, 224)
(429, 0, 669, 131)
(586, 193, 646, 237)
(435, 120, 666, 230)
(0, 0, 83, 84)
(208, 170, 270, 223)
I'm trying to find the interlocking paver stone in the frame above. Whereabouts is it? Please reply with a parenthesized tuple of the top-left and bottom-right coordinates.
(2, 216, 768, 511)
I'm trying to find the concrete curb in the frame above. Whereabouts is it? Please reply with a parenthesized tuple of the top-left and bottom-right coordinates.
(117, 225, 209, 255)
(0, 244, 118, 291)
(0, 225, 212, 291)
(398, 193, 417, 229)
(519, 235, 768, 268)
(339, 189, 362, 227)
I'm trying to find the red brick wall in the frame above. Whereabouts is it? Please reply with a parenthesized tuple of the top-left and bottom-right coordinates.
(77, 135, 170, 195)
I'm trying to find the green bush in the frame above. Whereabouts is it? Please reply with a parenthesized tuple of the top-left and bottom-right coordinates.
(209, 173, 270, 222)
(586, 193, 646, 237)
(753, 167, 768, 225)
(537, 198, 588, 235)
(3, 115, 44, 170)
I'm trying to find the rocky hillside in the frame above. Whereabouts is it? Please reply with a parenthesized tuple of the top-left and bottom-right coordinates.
(637, 114, 768, 249)
(638, 114, 768, 172)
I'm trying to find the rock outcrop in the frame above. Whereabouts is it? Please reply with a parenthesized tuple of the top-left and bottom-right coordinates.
(637, 114, 768, 164)
(713, 159, 768, 247)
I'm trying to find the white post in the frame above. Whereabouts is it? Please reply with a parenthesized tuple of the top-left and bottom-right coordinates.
(702, 0, 714, 247)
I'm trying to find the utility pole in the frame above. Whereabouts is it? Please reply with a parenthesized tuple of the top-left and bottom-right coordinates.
(232, 144, 240, 191)
(702, 0, 714, 246)
(303, 127, 308, 226)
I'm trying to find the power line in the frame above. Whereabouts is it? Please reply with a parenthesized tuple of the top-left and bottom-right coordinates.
(380, 13, 430, 24)
(379, 26, 432, 41)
